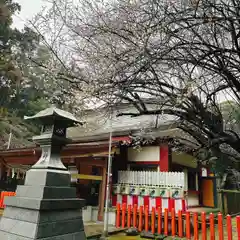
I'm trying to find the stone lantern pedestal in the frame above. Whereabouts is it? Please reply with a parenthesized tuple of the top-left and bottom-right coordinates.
(0, 107, 86, 239)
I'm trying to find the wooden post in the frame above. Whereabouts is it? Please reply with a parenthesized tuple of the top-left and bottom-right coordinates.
(226, 215, 232, 240)
(157, 207, 162, 234)
(133, 204, 137, 228)
(145, 206, 149, 232)
(151, 207, 155, 234)
(164, 208, 168, 236)
(236, 216, 240, 240)
(218, 190, 224, 213)
(116, 203, 120, 228)
(218, 213, 224, 240)
(210, 213, 215, 240)
(98, 161, 107, 221)
(127, 205, 131, 228)
(223, 192, 228, 215)
(178, 210, 183, 238)
(122, 203, 126, 228)
(139, 205, 143, 232)
(186, 211, 191, 239)
(201, 212, 206, 240)
(171, 208, 175, 236)
(193, 212, 198, 240)
(0, 192, 4, 208)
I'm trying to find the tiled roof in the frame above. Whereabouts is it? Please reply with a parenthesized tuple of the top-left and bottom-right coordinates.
(67, 104, 178, 141)
(66, 103, 200, 148)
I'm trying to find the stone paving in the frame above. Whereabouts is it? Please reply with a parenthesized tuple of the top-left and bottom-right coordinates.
(84, 222, 126, 238)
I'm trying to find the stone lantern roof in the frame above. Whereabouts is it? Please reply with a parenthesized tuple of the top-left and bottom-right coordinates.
(24, 106, 83, 127)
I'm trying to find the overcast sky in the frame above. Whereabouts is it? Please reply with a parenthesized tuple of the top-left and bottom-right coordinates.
(12, 0, 46, 29)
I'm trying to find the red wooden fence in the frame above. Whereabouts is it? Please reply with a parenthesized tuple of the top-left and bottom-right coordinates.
(116, 203, 240, 239)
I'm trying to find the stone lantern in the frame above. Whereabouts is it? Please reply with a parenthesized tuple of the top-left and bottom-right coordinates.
(0, 107, 86, 239)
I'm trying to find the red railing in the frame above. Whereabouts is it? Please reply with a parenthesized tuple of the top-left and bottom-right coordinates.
(116, 203, 240, 239)
(0, 191, 16, 208)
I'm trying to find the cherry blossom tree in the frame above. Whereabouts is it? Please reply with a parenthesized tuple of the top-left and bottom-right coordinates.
(33, 0, 240, 170)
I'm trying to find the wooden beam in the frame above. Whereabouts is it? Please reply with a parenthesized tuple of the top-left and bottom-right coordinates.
(62, 148, 119, 159)
(5, 156, 38, 165)
(3, 149, 118, 166)
(77, 158, 105, 167)
(4, 156, 106, 167)
(71, 174, 103, 181)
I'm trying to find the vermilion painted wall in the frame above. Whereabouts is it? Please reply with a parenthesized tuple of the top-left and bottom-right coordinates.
(159, 144, 170, 171)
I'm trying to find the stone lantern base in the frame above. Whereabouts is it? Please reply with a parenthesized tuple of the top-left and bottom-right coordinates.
(0, 169, 86, 239)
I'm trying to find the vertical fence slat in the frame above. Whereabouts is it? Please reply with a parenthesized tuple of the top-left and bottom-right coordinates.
(226, 215, 232, 240)
(116, 203, 120, 228)
(237, 216, 240, 240)
(210, 213, 215, 240)
(157, 207, 162, 234)
(164, 208, 168, 236)
(186, 211, 191, 239)
(201, 212, 206, 240)
(178, 210, 183, 238)
(122, 203, 126, 228)
(2, 192, 7, 208)
(151, 207, 155, 234)
(127, 204, 131, 228)
(218, 213, 224, 240)
(193, 212, 198, 240)
(145, 206, 149, 232)
(133, 204, 137, 228)
(171, 208, 176, 236)
(0, 192, 3, 208)
(139, 205, 143, 232)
